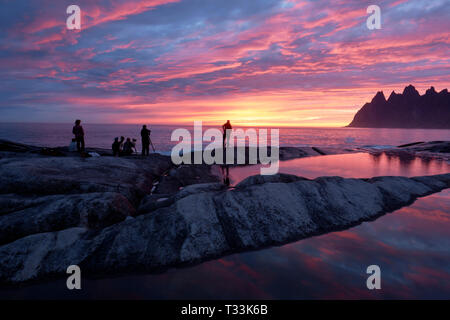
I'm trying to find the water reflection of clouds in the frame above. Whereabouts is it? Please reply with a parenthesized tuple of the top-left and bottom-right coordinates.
(257, 190, 450, 299)
(120, 189, 449, 299)
(230, 152, 450, 184)
(134, 189, 448, 300)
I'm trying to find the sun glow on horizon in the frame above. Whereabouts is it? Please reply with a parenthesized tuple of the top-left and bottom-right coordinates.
(1, 1, 448, 125)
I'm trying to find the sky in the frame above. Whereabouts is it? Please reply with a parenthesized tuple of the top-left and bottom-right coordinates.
(0, 0, 449, 127)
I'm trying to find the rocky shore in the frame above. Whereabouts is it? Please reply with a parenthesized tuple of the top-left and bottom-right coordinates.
(361, 141, 450, 163)
(0, 139, 449, 285)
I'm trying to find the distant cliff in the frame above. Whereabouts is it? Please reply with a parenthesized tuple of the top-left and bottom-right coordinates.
(347, 85, 450, 129)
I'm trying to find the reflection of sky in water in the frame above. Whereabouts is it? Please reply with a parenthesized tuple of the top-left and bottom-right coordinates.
(228, 152, 450, 185)
(2, 190, 449, 299)
(1, 124, 449, 151)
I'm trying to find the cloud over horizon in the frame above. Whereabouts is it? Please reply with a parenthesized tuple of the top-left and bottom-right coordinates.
(0, 0, 449, 126)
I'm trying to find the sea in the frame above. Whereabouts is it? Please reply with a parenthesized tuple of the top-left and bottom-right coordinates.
(0, 122, 449, 153)
(0, 123, 449, 299)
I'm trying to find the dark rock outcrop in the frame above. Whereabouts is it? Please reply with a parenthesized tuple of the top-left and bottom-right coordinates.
(0, 145, 175, 246)
(0, 172, 449, 285)
(0, 139, 448, 285)
(348, 85, 450, 128)
(397, 141, 450, 153)
(0, 192, 133, 245)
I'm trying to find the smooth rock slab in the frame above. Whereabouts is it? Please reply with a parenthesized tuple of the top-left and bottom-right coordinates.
(0, 192, 134, 245)
(0, 173, 449, 284)
(0, 154, 173, 205)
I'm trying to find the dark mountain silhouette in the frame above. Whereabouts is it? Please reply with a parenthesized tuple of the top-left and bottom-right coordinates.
(347, 85, 450, 128)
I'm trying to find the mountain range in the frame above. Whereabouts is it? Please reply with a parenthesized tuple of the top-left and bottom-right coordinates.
(347, 85, 450, 128)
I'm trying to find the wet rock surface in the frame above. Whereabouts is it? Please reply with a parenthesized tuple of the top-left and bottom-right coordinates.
(0, 139, 449, 285)
(1, 170, 449, 284)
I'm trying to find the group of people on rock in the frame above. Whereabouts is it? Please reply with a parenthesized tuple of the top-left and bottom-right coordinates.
(111, 125, 153, 156)
(112, 136, 137, 156)
(71, 120, 154, 156)
(71, 120, 232, 156)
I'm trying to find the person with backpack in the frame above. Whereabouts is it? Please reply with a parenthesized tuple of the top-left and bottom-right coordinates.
(72, 119, 85, 152)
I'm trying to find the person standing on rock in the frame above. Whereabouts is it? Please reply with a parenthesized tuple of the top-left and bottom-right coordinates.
(222, 120, 232, 149)
(72, 119, 85, 152)
(141, 125, 151, 156)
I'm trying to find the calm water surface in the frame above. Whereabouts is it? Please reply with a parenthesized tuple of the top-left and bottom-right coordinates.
(1, 123, 449, 152)
(228, 152, 450, 186)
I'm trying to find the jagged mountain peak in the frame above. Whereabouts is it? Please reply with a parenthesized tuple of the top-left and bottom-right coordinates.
(426, 86, 437, 95)
(402, 84, 420, 97)
(372, 91, 386, 103)
(388, 90, 398, 101)
(347, 85, 450, 129)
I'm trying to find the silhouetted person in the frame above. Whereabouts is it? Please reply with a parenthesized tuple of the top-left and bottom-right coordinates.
(122, 138, 133, 156)
(141, 125, 151, 156)
(119, 136, 125, 152)
(222, 120, 232, 149)
(112, 137, 120, 156)
(131, 138, 137, 154)
(72, 119, 85, 152)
